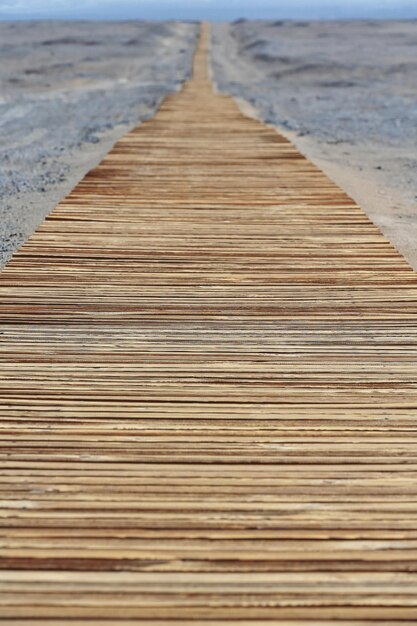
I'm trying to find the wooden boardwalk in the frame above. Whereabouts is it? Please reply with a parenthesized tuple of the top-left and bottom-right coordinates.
(1, 24, 417, 624)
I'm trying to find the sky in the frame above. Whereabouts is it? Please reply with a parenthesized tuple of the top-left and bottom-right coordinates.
(0, 0, 417, 21)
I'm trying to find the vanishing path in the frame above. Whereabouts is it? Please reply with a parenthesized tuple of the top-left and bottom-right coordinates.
(1, 24, 417, 623)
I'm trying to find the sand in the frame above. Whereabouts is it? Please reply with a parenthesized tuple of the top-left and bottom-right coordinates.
(211, 20, 417, 269)
(0, 20, 198, 266)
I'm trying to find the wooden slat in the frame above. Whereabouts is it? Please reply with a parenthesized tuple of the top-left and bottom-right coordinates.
(1, 23, 417, 623)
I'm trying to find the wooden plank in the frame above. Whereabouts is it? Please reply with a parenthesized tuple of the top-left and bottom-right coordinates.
(1, 22, 417, 622)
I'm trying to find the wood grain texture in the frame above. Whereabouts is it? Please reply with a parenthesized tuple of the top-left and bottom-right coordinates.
(1, 23, 417, 624)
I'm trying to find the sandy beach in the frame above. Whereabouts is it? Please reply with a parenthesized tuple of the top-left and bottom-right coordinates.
(0, 20, 198, 266)
(211, 20, 417, 268)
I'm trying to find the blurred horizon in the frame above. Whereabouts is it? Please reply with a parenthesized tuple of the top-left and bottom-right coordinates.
(1, 0, 417, 21)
